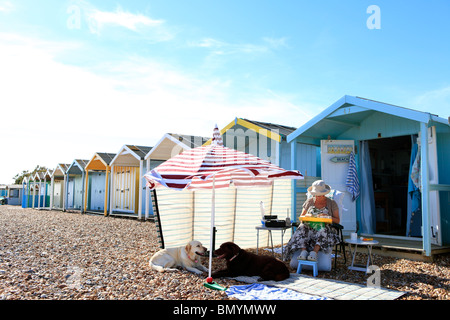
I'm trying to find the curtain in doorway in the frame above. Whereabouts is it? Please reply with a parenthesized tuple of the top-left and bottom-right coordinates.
(406, 135, 422, 237)
(359, 141, 376, 234)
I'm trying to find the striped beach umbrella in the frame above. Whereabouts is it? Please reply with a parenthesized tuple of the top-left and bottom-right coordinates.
(144, 126, 304, 279)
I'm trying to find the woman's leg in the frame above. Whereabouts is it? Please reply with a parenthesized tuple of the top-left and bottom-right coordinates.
(285, 223, 312, 256)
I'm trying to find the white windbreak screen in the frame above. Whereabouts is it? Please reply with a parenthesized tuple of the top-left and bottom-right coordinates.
(154, 180, 292, 250)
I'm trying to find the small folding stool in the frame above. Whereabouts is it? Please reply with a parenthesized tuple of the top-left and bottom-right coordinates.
(296, 260, 318, 277)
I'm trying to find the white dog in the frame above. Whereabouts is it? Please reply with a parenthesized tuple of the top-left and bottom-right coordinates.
(149, 240, 208, 274)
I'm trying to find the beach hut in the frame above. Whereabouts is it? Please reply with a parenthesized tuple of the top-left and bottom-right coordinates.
(109, 145, 152, 219)
(50, 164, 69, 211)
(5, 185, 23, 205)
(143, 133, 209, 219)
(287, 95, 450, 256)
(0, 185, 6, 197)
(203, 118, 318, 202)
(204, 118, 300, 170)
(83, 152, 115, 216)
(28, 172, 46, 209)
(34, 170, 52, 209)
(65, 159, 89, 211)
(202, 119, 319, 229)
(21, 176, 30, 208)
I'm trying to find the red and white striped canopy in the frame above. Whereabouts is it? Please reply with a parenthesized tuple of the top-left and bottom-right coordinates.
(144, 144, 303, 191)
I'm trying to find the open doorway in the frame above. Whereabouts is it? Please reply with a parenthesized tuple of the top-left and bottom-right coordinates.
(368, 135, 413, 236)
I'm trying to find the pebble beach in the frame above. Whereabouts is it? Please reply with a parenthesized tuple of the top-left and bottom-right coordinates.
(0, 205, 449, 300)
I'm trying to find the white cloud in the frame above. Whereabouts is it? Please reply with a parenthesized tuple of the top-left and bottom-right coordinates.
(84, 6, 175, 41)
(411, 86, 450, 117)
(189, 37, 268, 55)
(88, 8, 162, 31)
(0, 1, 14, 13)
(263, 37, 289, 49)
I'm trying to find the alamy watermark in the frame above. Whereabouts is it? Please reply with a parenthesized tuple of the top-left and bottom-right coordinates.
(367, 5, 381, 30)
(66, 5, 81, 30)
(367, 265, 381, 288)
(66, 265, 83, 290)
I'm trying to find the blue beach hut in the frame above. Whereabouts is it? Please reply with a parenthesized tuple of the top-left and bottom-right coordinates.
(83, 152, 116, 216)
(34, 170, 52, 209)
(5, 185, 23, 205)
(287, 95, 450, 256)
(65, 159, 89, 211)
(21, 176, 29, 208)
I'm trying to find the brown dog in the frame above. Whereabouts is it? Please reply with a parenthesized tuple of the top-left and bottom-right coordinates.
(212, 242, 290, 281)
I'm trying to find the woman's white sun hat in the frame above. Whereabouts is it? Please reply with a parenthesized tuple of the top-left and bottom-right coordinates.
(308, 180, 331, 196)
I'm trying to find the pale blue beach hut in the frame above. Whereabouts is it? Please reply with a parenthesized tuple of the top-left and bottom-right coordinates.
(5, 185, 23, 205)
(65, 159, 89, 211)
(287, 95, 450, 256)
(83, 152, 116, 215)
(50, 163, 69, 211)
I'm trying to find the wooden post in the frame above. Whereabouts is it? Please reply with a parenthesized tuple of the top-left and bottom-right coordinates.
(63, 173, 67, 212)
(50, 176, 54, 210)
(290, 140, 298, 223)
(145, 158, 150, 220)
(420, 122, 431, 256)
(83, 169, 89, 213)
(109, 165, 114, 216)
(104, 166, 110, 216)
(138, 160, 143, 220)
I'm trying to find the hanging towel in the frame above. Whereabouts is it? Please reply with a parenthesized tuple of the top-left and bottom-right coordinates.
(410, 148, 421, 191)
(346, 151, 360, 201)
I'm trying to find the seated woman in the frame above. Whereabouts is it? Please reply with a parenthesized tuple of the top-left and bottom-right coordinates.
(285, 180, 340, 262)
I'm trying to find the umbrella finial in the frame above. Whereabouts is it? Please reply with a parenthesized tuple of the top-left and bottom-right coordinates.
(212, 124, 223, 146)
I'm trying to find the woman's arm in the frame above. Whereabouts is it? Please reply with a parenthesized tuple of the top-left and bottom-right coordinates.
(331, 200, 340, 224)
(326, 198, 340, 224)
(300, 208, 307, 216)
(332, 208, 340, 224)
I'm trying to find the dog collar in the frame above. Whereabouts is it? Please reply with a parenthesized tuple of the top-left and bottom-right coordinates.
(228, 252, 239, 261)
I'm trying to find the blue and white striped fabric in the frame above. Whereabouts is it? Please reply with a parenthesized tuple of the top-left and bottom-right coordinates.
(346, 151, 360, 201)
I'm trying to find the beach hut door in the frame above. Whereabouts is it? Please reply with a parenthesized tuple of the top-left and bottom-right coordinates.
(320, 140, 357, 232)
(67, 179, 74, 208)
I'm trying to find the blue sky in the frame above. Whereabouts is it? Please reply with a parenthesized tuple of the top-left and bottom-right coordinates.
(0, 0, 449, 183)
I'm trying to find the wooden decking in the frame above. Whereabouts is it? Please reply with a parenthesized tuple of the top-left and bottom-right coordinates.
(344, 235, 450, 261)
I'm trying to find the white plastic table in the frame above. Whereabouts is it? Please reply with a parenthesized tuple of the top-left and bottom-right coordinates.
(255, 225, 291, 260)
(345, 238, 379, 274)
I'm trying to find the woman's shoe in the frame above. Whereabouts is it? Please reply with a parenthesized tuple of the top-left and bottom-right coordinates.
(307, 251, 317, 261)
(298, 250, 308, 260)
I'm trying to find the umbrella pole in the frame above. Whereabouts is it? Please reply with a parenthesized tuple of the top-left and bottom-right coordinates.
(208, 175, 215, 278)
(204, 175, 226, 291)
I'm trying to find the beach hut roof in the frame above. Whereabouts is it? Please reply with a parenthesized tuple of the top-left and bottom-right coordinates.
(242, 119, 297, 139)
(32, 171, 45, 181)
(51, 164, 70, 178)
(287, 95, 449, 144)
(43, 169, 53, 180)
(67, 159, 89, 174)
(111, 145, 152, 166)
(204, 118, 297, 145)
(7, 184, 22, 189)
(145, 133, 209, 161)
(85, 152, 116, 171)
